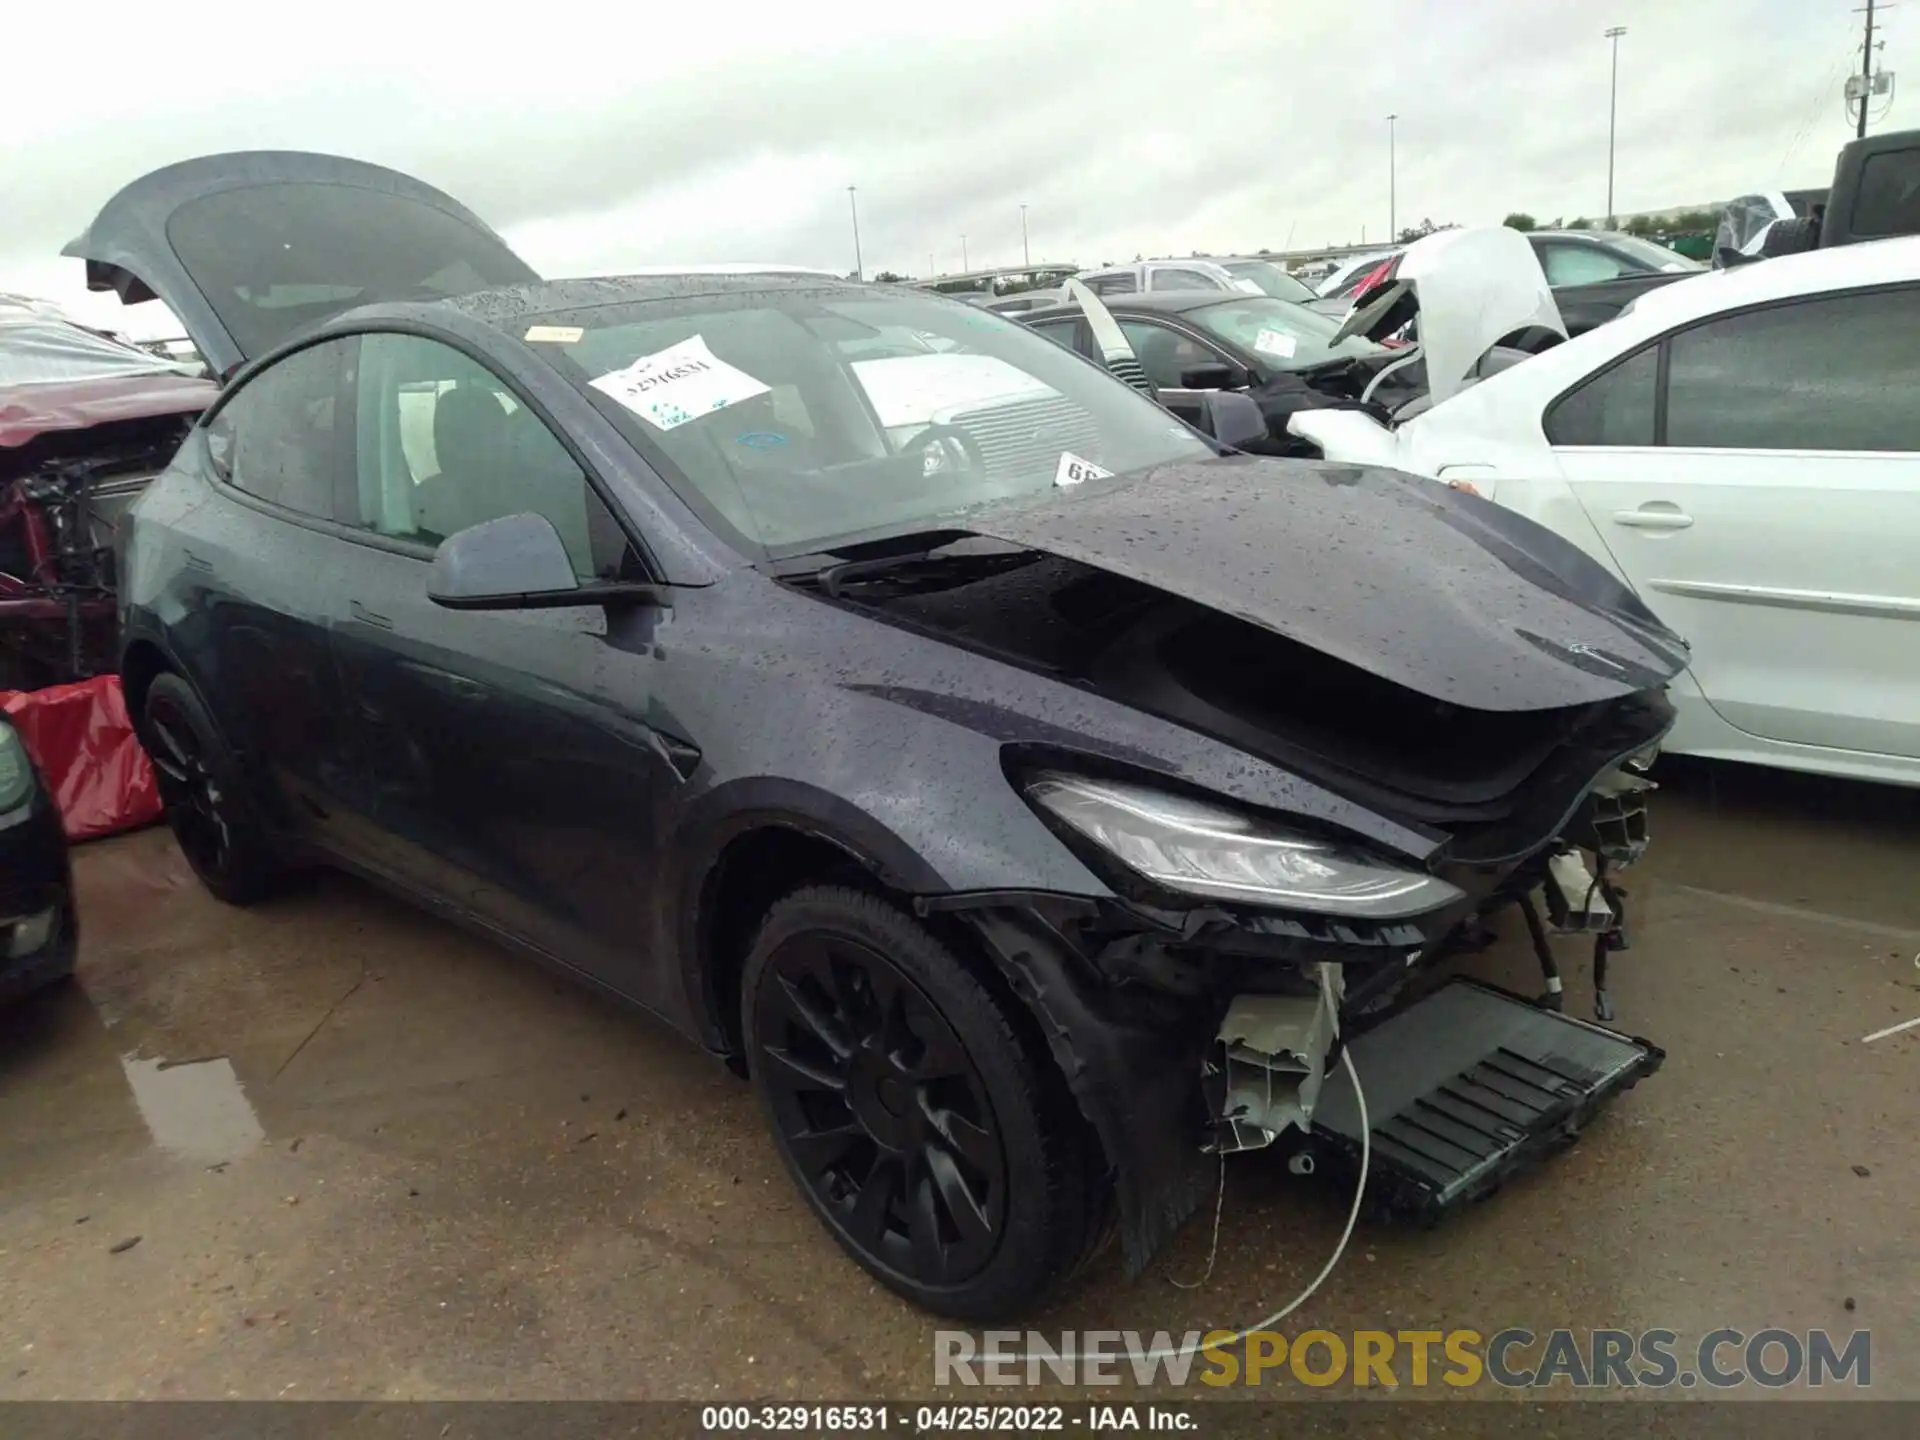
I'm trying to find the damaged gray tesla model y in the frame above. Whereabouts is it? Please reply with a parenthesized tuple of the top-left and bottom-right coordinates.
(74, 152, 1686, 1319)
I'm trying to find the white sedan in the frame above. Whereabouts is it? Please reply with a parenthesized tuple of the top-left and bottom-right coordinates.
(1291, 235, 1920, 787)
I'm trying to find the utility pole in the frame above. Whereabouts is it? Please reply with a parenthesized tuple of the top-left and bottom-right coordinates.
(1020, 204, 1031, 268)
(1386, 114, 1398, 243)
(1856, 0, 1880, 137)
(1605, 26, 1627, 228)
(847, 186, 863, 282)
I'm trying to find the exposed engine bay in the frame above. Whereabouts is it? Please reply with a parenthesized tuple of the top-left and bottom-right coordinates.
(794, 527, 1670, 1269)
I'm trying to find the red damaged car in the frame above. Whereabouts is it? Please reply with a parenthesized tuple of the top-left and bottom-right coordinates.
(1, 296, 216, 690)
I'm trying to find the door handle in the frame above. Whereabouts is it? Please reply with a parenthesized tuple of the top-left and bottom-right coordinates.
(1611, 504, 1693, 531)
(349, 600, 394, 629)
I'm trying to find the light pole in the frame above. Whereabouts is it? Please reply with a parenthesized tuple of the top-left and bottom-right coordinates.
(1386, 114, 1398, 244)
(1020, 204, 1030, 268)
(961, 234, 969, 270)
(847, 186, 863, 282)
(1854, 0, 1877, 139)
(1604, 26, 1627, 228)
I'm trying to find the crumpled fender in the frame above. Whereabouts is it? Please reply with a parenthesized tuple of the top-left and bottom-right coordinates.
(951, 904, 1219, 1276)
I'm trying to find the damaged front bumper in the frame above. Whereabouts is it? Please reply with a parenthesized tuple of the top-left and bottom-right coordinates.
(923, 755, 1664, 1275)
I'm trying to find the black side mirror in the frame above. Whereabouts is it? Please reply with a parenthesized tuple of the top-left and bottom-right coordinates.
(1180, 362, 1248, 391)
(428, 512, 588, 610)
(1196, 391, 1269, 450)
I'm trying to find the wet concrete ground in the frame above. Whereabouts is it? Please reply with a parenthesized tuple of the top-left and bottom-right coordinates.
(1, 758, 1915, 1407)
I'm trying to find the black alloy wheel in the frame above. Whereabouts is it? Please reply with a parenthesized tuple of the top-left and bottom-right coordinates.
(142, 673, 279, 905)
(743, 886, 1102, 1319)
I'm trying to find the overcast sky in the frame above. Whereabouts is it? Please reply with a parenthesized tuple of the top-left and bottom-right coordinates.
(2, 0, 1901, 338)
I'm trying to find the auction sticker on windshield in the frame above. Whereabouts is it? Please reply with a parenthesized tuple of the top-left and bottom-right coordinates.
(591, 335, 770, 431)
(1254, 328, 1298, 358)
(1055, 452, 1112, 487)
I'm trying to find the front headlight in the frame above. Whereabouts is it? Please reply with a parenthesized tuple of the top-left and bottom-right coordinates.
(0, 722, 34, 815)
(1026, 772, 1464, 919)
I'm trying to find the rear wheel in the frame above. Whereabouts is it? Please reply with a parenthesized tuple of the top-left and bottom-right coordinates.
(142, 673, 281, 905)
(743, 885, 1098, 1319)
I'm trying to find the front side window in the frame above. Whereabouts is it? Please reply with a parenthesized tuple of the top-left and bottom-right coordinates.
(515, 287, 1213, 555)
(1537, 242, 1632, 286)
(207, 337, 354, 517)
(1665, 287, 1920, 452)
(350, 333, 617, 578)
(1117, 320, 1222, 389)
(1545, 344, 1658, 447)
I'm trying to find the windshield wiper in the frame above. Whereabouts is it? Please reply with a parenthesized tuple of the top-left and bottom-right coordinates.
(799, 540, 1043, 600)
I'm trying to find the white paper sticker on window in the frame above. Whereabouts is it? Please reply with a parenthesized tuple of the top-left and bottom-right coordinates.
(1253, 328, 1298, 358)
(524, 325, 584, 344)
(589, 335, 770, 431)
(1054, 452, 1113, 488)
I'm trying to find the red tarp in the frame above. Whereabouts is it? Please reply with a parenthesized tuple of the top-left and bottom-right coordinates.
(0, 675, 161, 840)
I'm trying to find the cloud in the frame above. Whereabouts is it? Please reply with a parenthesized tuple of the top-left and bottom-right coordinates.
(0, 0, 1896, 336)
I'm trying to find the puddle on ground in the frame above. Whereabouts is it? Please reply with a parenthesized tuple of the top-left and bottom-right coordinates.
(119, 1054, 265, 1164)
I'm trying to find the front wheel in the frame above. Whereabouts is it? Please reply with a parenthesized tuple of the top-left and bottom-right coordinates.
(142, 672, 282, 905)
(743, 885, 1101, 1319)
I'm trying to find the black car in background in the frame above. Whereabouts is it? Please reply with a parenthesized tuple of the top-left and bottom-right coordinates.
(1307, 232, 1702, 337)
(72, 151, 1685, 1319)
(0, 713, 77, 1001)
(1018, 290, 1518, 451)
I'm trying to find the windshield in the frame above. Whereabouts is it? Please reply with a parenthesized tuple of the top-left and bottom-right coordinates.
(1600, 233, 1704, 273)
(1185, 296, 1382, 370)
(520, 286, 1212, 555)
(1221, 261, 1316, 303)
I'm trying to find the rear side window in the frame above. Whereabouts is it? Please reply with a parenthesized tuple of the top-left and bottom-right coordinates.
(1151, 268, 1222, 292)
(1117, 320, 1221, 390)
(1085, 273, 1137, 295)
(1027, 319, 1082, 353)
(1666, 287, 1920, 452)
(1545, 345, 1658, 446)
(1849, 149, 1920, 239)
(207, 338, 355, 517)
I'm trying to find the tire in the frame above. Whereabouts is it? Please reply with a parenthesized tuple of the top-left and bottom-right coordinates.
(1759, 215, 1817, 259)
(742, 885, 1099, 1319)
(142, 672, 282, 905)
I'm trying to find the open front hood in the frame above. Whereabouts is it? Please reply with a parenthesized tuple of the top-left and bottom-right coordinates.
(1331, 228, 1566, 406)
(962, 455, 1686, 713)
(64, 151, 538, 379)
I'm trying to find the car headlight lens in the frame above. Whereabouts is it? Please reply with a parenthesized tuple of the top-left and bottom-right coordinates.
(1026, 772, 1465, 919)
(0, 723, 33, 814)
